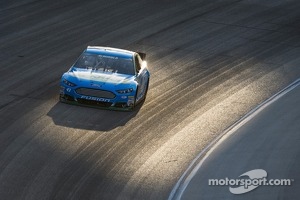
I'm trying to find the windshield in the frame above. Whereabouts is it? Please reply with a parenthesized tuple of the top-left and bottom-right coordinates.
(73, 52, 135, 75)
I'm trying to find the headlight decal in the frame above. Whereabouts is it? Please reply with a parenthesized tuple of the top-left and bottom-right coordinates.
(63, 79, 77, 87)
(116, 88, 133, 94)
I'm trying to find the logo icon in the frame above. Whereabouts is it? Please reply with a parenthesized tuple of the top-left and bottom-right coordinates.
(229, 169, 267, 194)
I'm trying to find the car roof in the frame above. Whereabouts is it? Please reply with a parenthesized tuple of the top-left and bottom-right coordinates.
(86, 46, 135, 59)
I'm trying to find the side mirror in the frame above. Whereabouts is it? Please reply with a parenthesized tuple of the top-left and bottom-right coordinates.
(138, 52, 146, 60)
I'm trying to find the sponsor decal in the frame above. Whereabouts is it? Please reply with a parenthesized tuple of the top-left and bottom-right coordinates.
(127, 96, 134, 106)
(90, 83, 101, 87)
(98, 55, 118, 59)
(80, 95, 110, 102)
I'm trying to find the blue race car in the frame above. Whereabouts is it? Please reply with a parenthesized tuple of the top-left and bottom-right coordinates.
(59, 46, 150, 111)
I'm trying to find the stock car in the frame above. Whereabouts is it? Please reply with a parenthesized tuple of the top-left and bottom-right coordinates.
(59, 46, 150, 111)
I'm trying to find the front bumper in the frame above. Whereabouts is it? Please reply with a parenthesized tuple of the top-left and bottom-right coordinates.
(60, 85, 135, 111)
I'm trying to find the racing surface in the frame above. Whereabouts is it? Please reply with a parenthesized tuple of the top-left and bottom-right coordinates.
(181, 82, 300, 200)
(1, 0, 300, 199)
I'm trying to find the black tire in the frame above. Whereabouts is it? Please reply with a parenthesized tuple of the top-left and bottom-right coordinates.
(59, 94, 66, 102)
(131, 78, 149, 110)
(130, 87, 138, 110)
(143, 78, 149, 101)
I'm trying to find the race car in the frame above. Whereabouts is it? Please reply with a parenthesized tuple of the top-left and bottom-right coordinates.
(59, 46, 150, 111)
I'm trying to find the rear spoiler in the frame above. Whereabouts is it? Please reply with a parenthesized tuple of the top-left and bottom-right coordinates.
(138, 52, 146, 60)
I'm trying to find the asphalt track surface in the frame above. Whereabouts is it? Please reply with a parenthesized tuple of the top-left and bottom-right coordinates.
(0, 0, 300, 199)
(180, 82, 300, 200)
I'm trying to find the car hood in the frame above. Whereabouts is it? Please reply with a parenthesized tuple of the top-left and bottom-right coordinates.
(64, 69, 136, 88)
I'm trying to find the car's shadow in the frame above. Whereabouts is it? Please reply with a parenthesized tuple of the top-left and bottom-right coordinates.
(47, 101, 144, 131)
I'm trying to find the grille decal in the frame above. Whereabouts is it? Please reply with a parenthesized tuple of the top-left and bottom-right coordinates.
(76, 88, 116, 99)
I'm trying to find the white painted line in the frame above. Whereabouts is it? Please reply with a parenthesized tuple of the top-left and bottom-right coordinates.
(168, 78, 300, 200)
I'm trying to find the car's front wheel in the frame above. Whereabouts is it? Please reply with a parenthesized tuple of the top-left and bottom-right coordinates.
(142, 78, 149, 101)
(131, 78, 149, 110)
(131, 87, 139, 110)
